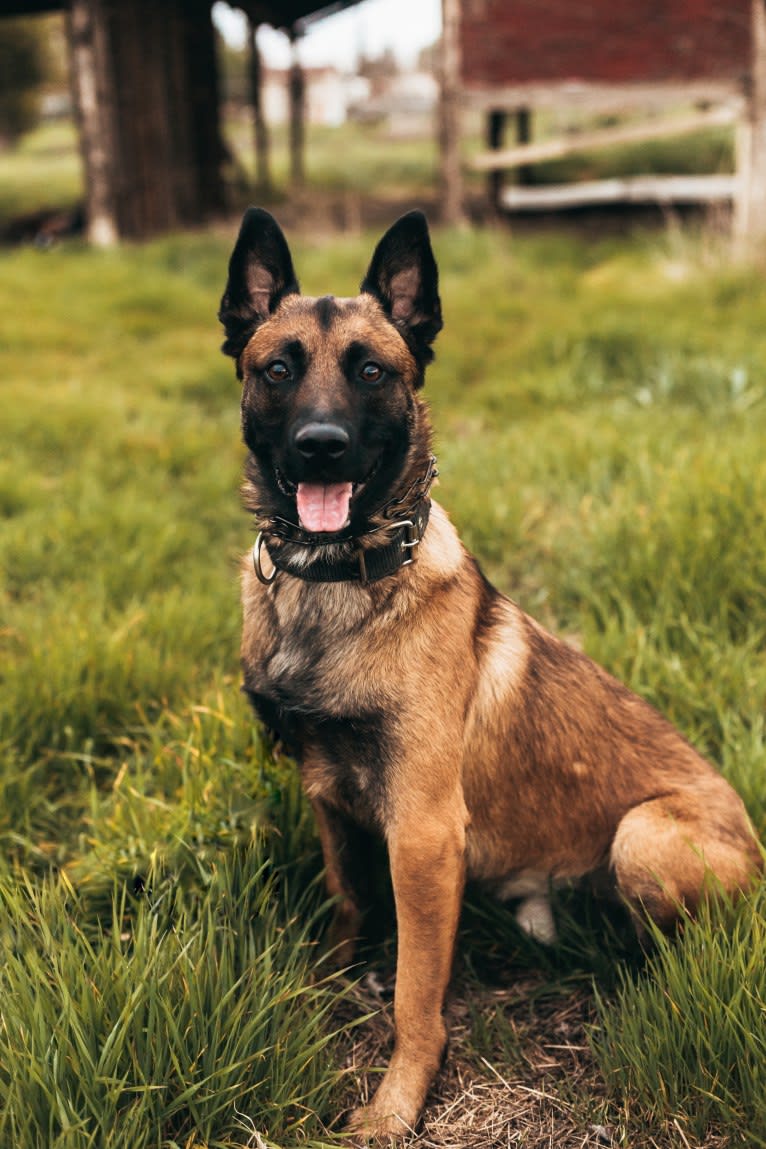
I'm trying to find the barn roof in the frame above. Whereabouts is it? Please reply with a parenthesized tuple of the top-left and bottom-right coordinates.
(0, 0, 363, 29)
(237, 1, 363, 34)
(0, 0, 61, 11)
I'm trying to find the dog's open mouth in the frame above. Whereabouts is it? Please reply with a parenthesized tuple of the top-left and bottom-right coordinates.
(295, 482, 353, 533)
(275, 470, 357, 533)
(276, 464, 380, 535)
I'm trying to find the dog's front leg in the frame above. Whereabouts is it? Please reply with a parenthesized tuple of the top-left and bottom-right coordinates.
(347, 794, 466, 1144)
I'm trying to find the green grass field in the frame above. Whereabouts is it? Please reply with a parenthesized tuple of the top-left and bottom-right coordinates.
(1, 120, 766, 1146)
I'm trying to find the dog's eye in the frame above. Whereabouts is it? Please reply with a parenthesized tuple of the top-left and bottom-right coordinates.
(264, 360, 290, 384)
(360, 362, 384, 384)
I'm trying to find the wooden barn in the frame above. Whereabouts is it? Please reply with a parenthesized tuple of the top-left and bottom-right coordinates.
(0, 0, 362, 244)
(442, 0, 766, 236)
(461, 0, 751, 89)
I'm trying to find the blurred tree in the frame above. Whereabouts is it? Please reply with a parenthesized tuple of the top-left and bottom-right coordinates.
(0, 17, 48, 147)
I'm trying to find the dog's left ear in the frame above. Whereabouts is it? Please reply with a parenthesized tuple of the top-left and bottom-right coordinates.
(360, 211, 442, 363)
(219, 207, 300, 363)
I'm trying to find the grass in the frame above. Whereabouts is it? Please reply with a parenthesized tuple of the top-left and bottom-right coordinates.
(0, 118, 82, 223)
(0, 847, 352, 1149)
(1, 142, 766, 1144)
(592, 887, 766, 1146)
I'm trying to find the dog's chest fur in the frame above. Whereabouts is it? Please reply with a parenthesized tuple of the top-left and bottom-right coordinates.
(241, 567, 402, 823)
(243, 573, 386, 709)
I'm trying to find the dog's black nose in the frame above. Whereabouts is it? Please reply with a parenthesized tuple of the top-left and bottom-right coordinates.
(293, 421, 350, 461)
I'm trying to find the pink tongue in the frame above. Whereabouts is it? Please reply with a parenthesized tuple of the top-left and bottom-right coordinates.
(296, 482, 353, 533)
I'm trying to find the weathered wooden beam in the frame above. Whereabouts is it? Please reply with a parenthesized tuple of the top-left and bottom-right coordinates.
(67, 0, 118, 247)
(471, 105, 737, 172)
(247, 18, 271, 193)
(516, 106, 533, 184)
(438, 0, 464, 224)
(499, 174, 737, 212)
(737, 0, 766, 240)
(461, 81, 743, 116)
(485, 109, 506, 213)
(67, 0, 226, 243)
(288, 32, 305, 189)
(185, 0, 228, 222)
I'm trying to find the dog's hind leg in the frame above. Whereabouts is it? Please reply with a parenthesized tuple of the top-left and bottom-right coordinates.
(313, 799, 375, 968)
(610, 784, 762, 935)
(514, 893, 558, 944)
(498, 873, 558, 944)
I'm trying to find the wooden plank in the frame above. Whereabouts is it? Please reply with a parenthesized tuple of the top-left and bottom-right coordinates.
(499, 174, 738, 211)
(461, 80, 744, 115)
(470, 106, 737, 171)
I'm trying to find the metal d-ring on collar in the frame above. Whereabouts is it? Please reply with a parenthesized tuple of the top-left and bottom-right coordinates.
(252, 530, 278, 585)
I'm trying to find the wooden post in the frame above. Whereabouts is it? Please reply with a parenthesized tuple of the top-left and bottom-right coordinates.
(247, 16, 271, 193)
(734, 108, 753, 242)
(516, 105, 533, 185)
(439, 0, 464, 224)
(486, 106, 532, 212)
(486, 109, 506, 212)
(739, 0, 766, 242)
(288, 31, 305, 189)
(185, 0, 228, 221)
(66, 0, 118, 247)
(67, 0, 225, 243)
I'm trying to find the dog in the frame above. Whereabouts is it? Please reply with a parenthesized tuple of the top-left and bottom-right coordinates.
(219, 209, 762, 1144)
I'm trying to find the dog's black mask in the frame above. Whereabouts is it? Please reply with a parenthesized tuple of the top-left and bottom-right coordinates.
(219, 210, 442, 536)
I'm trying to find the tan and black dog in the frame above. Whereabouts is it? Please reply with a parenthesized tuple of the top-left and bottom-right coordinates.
(219, 209, 762, 1143)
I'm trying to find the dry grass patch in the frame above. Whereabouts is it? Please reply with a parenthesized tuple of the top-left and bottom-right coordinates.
(334, 959, 738, 1149)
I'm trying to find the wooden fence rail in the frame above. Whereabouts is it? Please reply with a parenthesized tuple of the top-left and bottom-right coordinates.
(469, 105, 738, 173)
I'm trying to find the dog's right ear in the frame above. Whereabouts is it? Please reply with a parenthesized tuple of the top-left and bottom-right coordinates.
(218, 208, 300, 362)
(360, 211, 442, 365)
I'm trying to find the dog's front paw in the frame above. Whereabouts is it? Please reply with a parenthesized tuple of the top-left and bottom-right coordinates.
(345, 1103, 414, 1146)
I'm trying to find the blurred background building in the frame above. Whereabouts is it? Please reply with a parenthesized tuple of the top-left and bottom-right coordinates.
(0, 0, 765, 244)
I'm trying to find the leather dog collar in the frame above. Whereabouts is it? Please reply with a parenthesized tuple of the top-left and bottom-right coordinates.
(253, 499, 431, 586)
(252, 456, 438, 587)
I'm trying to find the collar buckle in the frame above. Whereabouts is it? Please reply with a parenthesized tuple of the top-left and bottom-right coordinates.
(399, 520, 420, 566)
(355, 516, 422, 586)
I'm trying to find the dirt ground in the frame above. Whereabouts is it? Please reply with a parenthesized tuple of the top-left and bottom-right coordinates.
(330, 955, 729, 1149)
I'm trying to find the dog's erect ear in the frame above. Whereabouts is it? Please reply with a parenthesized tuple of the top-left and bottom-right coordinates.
(360, 211, 442, 362)
(219, 208, 300, 361)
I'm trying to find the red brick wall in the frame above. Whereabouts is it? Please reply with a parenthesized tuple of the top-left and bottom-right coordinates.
(460, 0, 751, 87)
